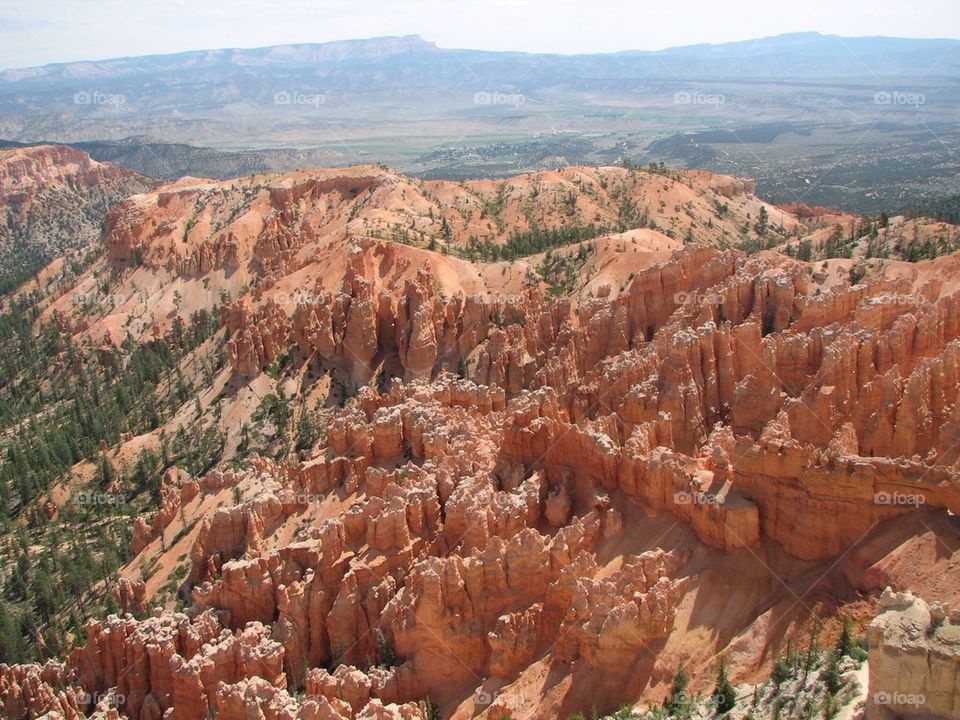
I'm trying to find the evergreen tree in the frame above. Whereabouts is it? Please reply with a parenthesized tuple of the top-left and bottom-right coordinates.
(819, 650, 842, 696)
(29, 569, 59, 623)
(295, 409, 322, 454)
(0, 602, 25, 663)
(712, 657, 736, 715)
(803, 618, 822, 681)
(755, 206, 769, 238)
(835, 617, 854, 658)
(664, 662, 690, 715)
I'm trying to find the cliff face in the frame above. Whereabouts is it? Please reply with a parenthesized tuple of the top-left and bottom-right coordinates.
(866, 589, 960, 720)
(0, 144, 151, 271)
(220, 242, 960, 560)
(0, 144, 142, 200)
(3, 161, 960, 720)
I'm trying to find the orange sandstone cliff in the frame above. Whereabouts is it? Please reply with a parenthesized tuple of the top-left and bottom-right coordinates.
(1, 163, 959, 720)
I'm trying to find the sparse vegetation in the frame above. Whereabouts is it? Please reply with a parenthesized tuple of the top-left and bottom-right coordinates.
(453, 222, 609, 262)
(534, 242, 596, 295)
(0, 272, 224, 661)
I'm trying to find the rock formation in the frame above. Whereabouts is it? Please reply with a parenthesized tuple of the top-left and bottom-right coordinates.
(0, 144, 151, 268)
(4, 161, 960, 720)
(866, 588, 960, 720)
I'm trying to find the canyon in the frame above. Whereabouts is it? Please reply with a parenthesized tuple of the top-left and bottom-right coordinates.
(0, 146, 958, 719)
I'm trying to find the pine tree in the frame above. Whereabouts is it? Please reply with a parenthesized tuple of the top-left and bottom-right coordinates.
(0, 601, 24, 663)
(295, 409, 322, 454)
(712, 657, 736, 715)
(755, 206, 769, 238)
(835, 617, 854, 658)
(819, 650, 842, 696)
(97, 453, 114, 487)
(664, 662, 690, 715)
(771, 651, 792, 690)
(29, 570, 59, 623)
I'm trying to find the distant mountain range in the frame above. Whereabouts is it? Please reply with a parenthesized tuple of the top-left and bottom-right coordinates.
(4, 32, 958, 82)
(1, 32, 957, 212)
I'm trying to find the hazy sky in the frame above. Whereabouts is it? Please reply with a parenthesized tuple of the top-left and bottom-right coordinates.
(1, 0, 958, 70)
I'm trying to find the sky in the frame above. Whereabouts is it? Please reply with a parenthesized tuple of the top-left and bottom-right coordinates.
(1, 0, 958, 70)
